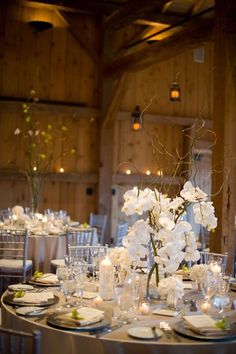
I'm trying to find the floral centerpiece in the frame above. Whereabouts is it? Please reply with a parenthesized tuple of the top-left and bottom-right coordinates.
(121, 181, 217, 297)
(13, 90, 76, 212)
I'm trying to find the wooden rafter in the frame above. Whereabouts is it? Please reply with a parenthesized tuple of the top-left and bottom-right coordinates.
(135, 12, 184, 26)
(18, 0, 101, 15)
(56, 10, 99, 63)
(102, 73, 130, 128)
(188, 0, 210, 15)
(105, 18, 213, 76)
(103, 0, 171, 29)
(117, 111, 213, 128)
(0, 98, 99, 118)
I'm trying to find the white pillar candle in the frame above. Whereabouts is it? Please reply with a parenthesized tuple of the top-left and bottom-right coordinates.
(210, 263, 221, 274)
(99, 256, 114, 300)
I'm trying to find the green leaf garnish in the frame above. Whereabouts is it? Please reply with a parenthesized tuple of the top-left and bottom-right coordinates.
(34, 271, 44, 279)
(13, 290, 25, 298)
(71, 309, 84, 320)
(215, 317, 229, 330)
(181, 265, 190, 272)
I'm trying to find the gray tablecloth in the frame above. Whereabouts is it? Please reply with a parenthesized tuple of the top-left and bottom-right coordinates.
(2, 289, 236, 354)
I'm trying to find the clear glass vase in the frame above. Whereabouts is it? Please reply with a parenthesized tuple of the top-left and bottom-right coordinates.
(27, 172, 43, 213)
(146, 238, 160, 299)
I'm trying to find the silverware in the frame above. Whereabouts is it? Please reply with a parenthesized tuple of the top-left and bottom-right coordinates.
(151, 326, 159, 340)
(91, 324, 123, 338)
(160, 322, 182, 342)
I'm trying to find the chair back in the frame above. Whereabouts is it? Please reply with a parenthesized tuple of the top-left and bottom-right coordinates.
(116, 222, 128, 247)
(68, 244, 108, 267)
(0, 229, 29, 282)
(0, 326, 41, 354)
(66, 228, 95, 250)
(89, 213, 107, 245)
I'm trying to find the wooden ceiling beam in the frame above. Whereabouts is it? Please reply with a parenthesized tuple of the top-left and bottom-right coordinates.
(56, 10, 99, 63)
(135, 13, 184, 27)
(102, 73, 130, 128)
(117, 111, 213, 128)
(0, 97, 100, 119)
(18, 0, 101, 15)
(188, 0, 210, 15)
(103, 0, 171, 29)
(105, 18, 213, 76)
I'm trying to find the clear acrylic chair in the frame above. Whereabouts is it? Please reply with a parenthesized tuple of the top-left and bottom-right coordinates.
(0, 229, 33, 290)
(68, 244, 108, 264)
(50, 228, 96, 270)
(116, 222, 129, 247)
(89, 213, 107, 245)
(67, 228, 95, 249)
(0, 326, 41, 354)
(68, 244, 108, 277)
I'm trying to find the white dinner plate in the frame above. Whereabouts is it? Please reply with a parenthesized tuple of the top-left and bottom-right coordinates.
(16, 306, 46, 316)
(8, 283, 34, 291)
(128, 326, 162, 340)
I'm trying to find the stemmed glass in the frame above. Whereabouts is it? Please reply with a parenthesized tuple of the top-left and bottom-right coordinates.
(72, 258, 88, 307)
(61, 268, 76, 308)
(213, 275, 231, 318)
(56, 266, 67, 291)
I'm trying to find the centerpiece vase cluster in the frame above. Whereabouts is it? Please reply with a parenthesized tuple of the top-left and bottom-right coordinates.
(121, 182, 217, 300)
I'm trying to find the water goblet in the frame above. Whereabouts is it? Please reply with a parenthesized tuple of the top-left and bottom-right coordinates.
(61, 269, 76, 308)
(72, 258, 88, 307)
(56, 266, 67, 291)
(213, 275, 231, 318)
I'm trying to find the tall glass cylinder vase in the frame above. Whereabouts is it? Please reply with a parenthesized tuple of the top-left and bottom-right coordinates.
(146, 237, 161, 299)
(27, 172, 43, 213)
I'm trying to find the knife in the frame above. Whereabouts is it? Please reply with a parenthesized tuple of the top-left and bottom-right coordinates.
(89, 324, 123, 338)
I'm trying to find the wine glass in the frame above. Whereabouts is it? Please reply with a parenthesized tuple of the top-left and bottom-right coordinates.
(213, 276, 231, 318)
(56, 266, 67, 291)
(72, 258, 88, 307)
(61, 269, 76, 308)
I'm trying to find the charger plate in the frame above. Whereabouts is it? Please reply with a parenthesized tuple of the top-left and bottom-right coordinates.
(3, 293, 59, 307)
(47, 311, 110, 332)
(28, 279, 60, 287)
(174, 320, 236, 341)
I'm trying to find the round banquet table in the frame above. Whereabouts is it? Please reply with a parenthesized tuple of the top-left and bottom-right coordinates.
(28, 228, 98, 273)
(2, 288, 236, 354)
(28, 234, 66, 273)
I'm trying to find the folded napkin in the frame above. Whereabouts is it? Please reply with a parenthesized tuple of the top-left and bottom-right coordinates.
(183, 315, 227, 336)
(35, 273, 58, 284)
(57, 307, 104, 326)
(82, 291, 99, 300)
(13, 292, 54, 304)
(153, 308, 180, 317)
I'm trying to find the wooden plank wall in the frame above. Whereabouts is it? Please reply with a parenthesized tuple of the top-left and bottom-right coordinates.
(0, 2, 99, 222)
(0, 2, 214, 229)
(110, 42, 214, 240)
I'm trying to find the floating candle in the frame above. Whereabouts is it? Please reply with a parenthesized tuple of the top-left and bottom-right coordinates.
(201, 301, 211, 313)
(139, 302, 150, 315)
(94, 296, 103, 306)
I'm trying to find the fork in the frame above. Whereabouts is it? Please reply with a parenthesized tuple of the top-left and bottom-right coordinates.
(160, 322, 182, 342)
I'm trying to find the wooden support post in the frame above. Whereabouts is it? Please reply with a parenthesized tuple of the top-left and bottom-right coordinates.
(211, 0, 236, 272)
